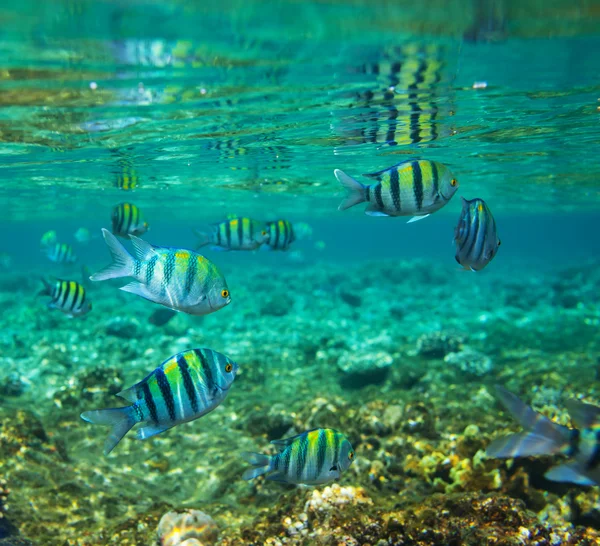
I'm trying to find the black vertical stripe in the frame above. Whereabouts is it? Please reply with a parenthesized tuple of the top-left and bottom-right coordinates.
(365, 185, 371, 203)
(61, 282, 71, 307)
(296, 434, 308, 481)
(146, 255, 158, 285)
(184, 254, 196, 295)
(283, 221, 289, 248)
(332, 431, 340, 468)
(177, 353, 199, 413)
(374, 183, 384, 209)
(237, 218, 244, 247)
(70, 284, 81, 311)
(163, 251, 176, 287)
(275, 221, 281, 249)
(143, 383, 159, 423)
(156, 368, 176, 421)
(316, 430, 327, 477)
(412, 161, 424, 211)
(390, 169, 401, 211)
(431, 162, 439, 197)
(194, 349, 215, 391)
(225, 221, 232, 247)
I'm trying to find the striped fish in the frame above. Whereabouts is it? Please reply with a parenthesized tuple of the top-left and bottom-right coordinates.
(242, 428, 355, 485)
(81, 348, 239, 455)
(195, 217, 268, 251)
(487, 386, 600, 486)
(454, 197, 500, 272)
(45, 242, 77, 263)
(90, 229, 230, 315)
(111, 202, 149, 238)
(39, 278, 91, 317)
(335, 159, 458, 222)
(265, 220, 295, 251)
(111, 150, 140, 190)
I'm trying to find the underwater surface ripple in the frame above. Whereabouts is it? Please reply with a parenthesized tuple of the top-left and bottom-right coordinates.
(1, 1, 600, 545)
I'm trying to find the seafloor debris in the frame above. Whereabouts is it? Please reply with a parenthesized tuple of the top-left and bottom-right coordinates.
(157, 509, 219, 546)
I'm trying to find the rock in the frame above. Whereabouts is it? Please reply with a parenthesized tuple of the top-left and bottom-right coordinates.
(157, 509, 218, 546)
(339, 290, 361, 307)
(416, 330, 466, 358)
(105, 316, 140, 338)
(260, 294, 294, 317)
(337, 351, 393, 389)
(444, 348, 492, 377)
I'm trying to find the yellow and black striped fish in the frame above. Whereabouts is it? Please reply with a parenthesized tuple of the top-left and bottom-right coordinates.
(110, 149, 140, 190)
(81, 348, 239, 454)
(40, 278, 91, 317)
(265, 219, 296, 251)
(111, 202, 149, 239)
(45, 242, 77, 263)
(195, 217, 269, 251)
(335, 159, 459, 222)
(242, 428, 355, 485)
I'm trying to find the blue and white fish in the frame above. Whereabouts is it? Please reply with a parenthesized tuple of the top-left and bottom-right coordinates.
(454, 197, 500, 271)
(242, 428, 355, 485)
(39, 278, 92, 317)
(486, 385, 600, 486)
(90, 229, 230, 315)
(81, 348, 239, 454)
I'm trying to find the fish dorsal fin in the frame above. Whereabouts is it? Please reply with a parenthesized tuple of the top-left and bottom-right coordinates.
(129, 235, 157, 261)
(565, 399, 600, 429)
(270, 428, 321, 450)
(116, 384, 139, 403)
(362, 160, 413, 180)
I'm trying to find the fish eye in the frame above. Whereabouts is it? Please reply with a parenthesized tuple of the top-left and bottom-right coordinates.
(348, 451, 354, 461)
(225, 363, 233, 373)
(221, 289, 229, 298)
(450, 179, 458, 187)
(261, 230, 267, 236)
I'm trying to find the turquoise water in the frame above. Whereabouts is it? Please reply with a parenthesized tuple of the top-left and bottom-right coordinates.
(1, 1, 600, 545)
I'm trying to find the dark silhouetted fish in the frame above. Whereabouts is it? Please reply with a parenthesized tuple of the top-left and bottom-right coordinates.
(148, 308, 178, 326)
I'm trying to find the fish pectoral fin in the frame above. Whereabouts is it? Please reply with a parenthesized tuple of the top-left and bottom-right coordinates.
(120, 281, 154, 301)
(407, 214, 430, 224)
(134, 423, 173, 440)
(364, 208, 390, 217)
(545, 463, 598, 486)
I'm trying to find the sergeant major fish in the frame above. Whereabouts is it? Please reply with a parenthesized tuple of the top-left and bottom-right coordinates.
(45, 242, 77, 264)
(486, 385, 600, 486)
(195, 217, 268, 251)
(111, 202, 149, 238)
(335, 159, 458, 222)
(242, 428, 355, 485)
(81, 348, 239, 454)
(39, 278, 91, 317)
(40, 230, 58, 248)
(90, 228, 230, 315)
(265, 219, 295, 251)
(454, 197, 500, 271)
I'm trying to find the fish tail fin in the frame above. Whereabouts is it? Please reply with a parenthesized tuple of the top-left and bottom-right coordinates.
(38, 277, 52, 296)
(241, 451, 272, 480)
(486, 385, 571, 459)
(193, 229, 210, 249)
(80, 406, 136, 455)
(90, 228, 135, 282)
(335, 169, 366, 211)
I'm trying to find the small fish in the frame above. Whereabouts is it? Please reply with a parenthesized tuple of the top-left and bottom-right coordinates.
(486, 386, 600, 486)
(90, 229, 230, 315)
(45, 242, 77, 264)
(39, 278, 91, 317)
(40, 230, 58, 248)
(454, 197, 500, 271)
(81, 348, 239, 454)
(335, 159, 458, 222)
(242, 428, 355, 485)
(74, 227, 93, 245)
(111, 202, 149, 238)
(265, 220, 295, 251)
(195, 217, 268, 251)
(148, 308, 178, 327)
